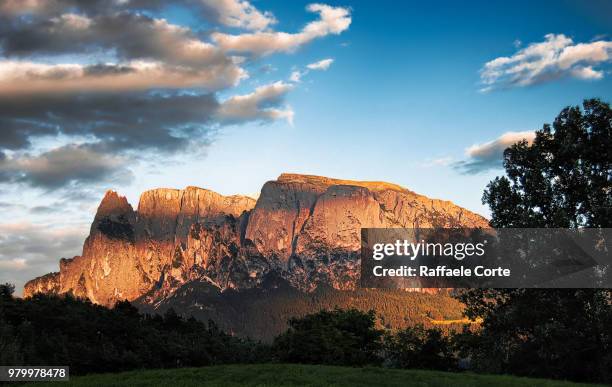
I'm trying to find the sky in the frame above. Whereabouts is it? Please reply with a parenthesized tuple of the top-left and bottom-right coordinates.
(1, 0, 611, 294)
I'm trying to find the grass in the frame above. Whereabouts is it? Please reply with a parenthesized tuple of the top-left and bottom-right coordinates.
(24, 364, 605, 387)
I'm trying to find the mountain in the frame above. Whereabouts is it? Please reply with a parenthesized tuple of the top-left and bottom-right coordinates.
(24, 173, 488, 338)
(25, 186, 255, 305)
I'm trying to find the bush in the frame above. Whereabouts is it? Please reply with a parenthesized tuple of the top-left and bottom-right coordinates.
(273, 308, 383, 366)
(384, 325, 455, 371)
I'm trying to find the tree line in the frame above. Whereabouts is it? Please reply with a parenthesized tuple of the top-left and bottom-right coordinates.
(0, 285, 266, 374)
(1, 285, 609, 383)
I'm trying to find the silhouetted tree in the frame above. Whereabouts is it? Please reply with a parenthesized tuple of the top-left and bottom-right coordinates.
(0, 283, 15, 300)
(0, 289, 263, 374)
(457, 99, 612, 383)
(484, 99, 611, 229)
(273, 308, 383, 366)
(384, 325, 455, 370)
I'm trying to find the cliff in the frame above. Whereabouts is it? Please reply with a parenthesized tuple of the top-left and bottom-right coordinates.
(24, 174, 488, 306)
(25, 187, 255, 305)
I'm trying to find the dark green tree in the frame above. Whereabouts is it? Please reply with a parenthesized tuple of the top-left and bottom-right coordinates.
(0, 283, 15, 300)
(384, 325, 455, 371)
(273, 308, 383, 366)
(0, 288, 264, 374)
(484, 98, 611, 228)
(457, 99, 612, 383)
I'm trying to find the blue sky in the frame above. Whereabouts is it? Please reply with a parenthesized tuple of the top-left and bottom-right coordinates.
(137, 0, 612, 211)
(0, 0, 611, 292)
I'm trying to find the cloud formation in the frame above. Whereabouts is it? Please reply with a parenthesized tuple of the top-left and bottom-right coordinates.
(288, 57, 335, 83)
(0, 7, 246, 93)
(0, 1, 350, 292)
(0, 92, 219, 152)
(0, 221, 87, 296)
(0, 60, 246, 95)
(0, 0, 277, 32)
(289, 70, 303, 82)
(480, 34, 612, 91)
(217, 81, 294, 125)
(0, 222, 85, 262)
(0, 2, 349, 190)
(199, 0, 276, 31)
(0, 144, 132, 190)
(455, 131, 536, 174)
(307, 58, 334, 70)
(212, 4, 351, 56)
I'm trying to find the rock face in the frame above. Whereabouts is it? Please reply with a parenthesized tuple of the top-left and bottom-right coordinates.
(23, 271, 60, 295)
(24, 187, 255, 306)
(24, 174, 488, 306)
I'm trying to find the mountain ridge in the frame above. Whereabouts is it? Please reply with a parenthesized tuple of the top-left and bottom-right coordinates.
(24, 173, 488, 309)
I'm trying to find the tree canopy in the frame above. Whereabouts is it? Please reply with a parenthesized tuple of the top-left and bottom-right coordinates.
(458, 99, 612, 383)
(272, 308, 383, 366)
(484, 98, 611, 228)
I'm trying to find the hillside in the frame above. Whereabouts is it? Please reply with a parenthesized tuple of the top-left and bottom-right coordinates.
(136, 277, 468, 340)
(24, 364, 603, 387)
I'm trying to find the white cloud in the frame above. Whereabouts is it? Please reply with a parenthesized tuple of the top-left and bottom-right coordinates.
(466, 131, 535, 158)
(289, 70, 303, 82)
(0, 3, 349, 99)
(480, 34, 612, 91)
(201, 0, 276, 31)
(288, 57, 334, 83)
(217, 81, 294, 125)
(0, 60, 247, 95)
(0, 10, 252, 95)
(307, 58, 334, 70)
(53, 13, 92, 29)
(212, 4, 351, 56)
(456, 131, 536, 173)
(570, 66, 604, 80)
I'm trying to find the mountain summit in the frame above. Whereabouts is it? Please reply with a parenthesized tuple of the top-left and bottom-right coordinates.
(24, 174, 488, 307)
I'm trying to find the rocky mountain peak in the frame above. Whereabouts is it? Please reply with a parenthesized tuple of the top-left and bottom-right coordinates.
(96, 190, 133, 218)
(24, 174, 488, 307)
(91, 190, 135, 237)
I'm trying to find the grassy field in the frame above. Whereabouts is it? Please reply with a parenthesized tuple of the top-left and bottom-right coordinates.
(24, 364, 604, 387)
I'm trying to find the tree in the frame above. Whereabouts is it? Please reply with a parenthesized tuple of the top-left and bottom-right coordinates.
(0, 283, 15, 300)
(483, 98, 611, 228)
(272, 308, 383, 366)
(457, 99, 612, 383)
(0, 290, 264, 374)
(384, 325, 455, 370)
